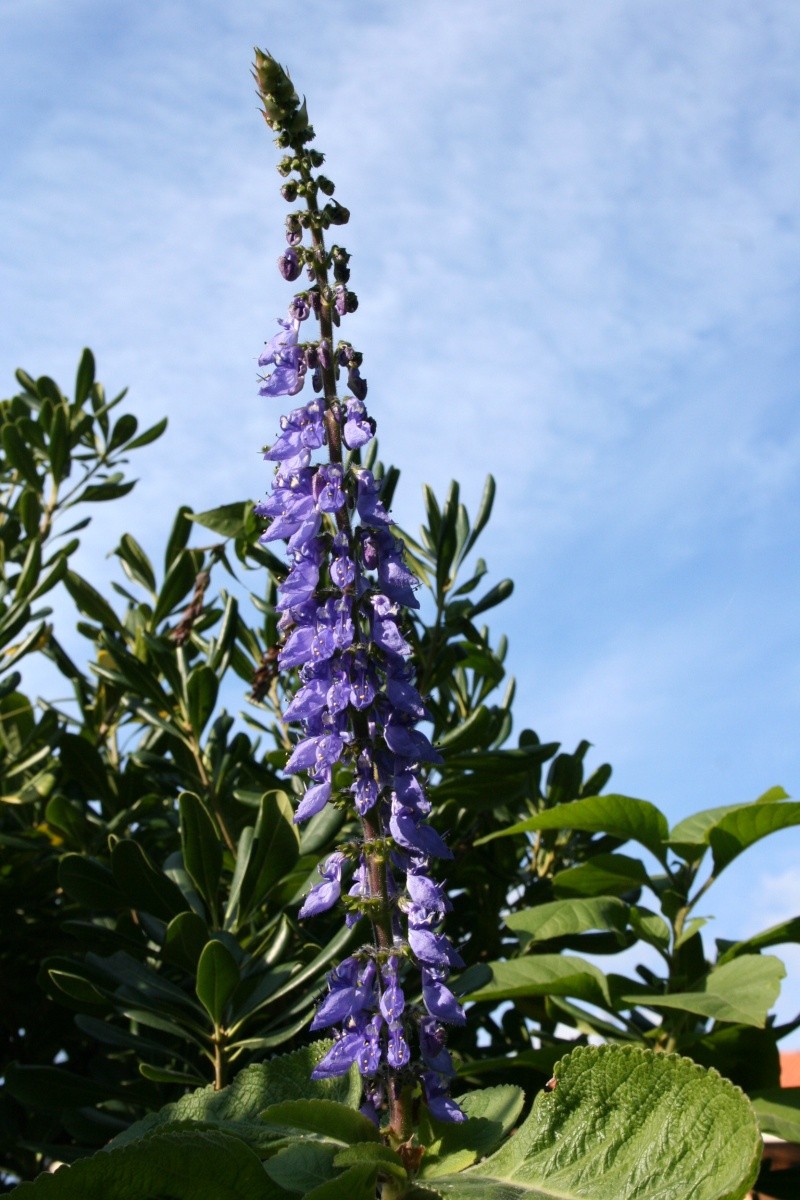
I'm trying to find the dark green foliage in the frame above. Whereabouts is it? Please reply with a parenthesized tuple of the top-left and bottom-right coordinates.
(1, 355, 796, 1200)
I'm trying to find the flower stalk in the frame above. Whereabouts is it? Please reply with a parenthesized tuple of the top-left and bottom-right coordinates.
(253, 49, 465, 1133)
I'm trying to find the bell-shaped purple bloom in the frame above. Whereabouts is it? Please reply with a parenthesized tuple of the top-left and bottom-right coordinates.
(299, 851, 348, 919)
(294, 777, 332, 823)
(342, 398, 375, 449)
(421, 968, 465, 1025)
(419, 1017, 455, 1077)
(387, 1024, 410, 1068)
(311, 1030, 364, 1079)
(259, 319, 305, 398)
(354, 469, 390, 527)
(422, 1071, 466, 1123)
(384, 716, 443, 764)
(390, 801, 453, 860)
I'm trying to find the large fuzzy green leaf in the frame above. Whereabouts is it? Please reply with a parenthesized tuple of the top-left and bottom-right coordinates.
(431, 1044, 760, 1200)
(10, 1129, 282, 1199)
(106, 1046, 361, 1151)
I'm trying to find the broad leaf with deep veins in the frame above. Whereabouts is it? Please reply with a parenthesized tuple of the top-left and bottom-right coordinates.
(431, 1044, 761, 1200)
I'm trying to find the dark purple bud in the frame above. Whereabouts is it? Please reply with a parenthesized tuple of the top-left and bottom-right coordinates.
(281, 180, 298, 202)
(289, 295, 311, 321)
(285, 215, 303, 245)
(324, 200, 350, 225)
(317, 174, 335, 196)
(347, 367, 367, 400)
(317, 339, 332, 369)
(334, 286, 348, 316)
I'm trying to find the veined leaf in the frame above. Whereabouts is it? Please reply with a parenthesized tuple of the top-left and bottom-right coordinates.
(709, 800, 800, 874)
(477, 794, 669, 861)
(430, 1044, 760, 1200)
(466, 954, 611, 1006)
(624, 954, 785, 1028)
(9, 1129, 280, 1199)
(505, 898, 628, 947)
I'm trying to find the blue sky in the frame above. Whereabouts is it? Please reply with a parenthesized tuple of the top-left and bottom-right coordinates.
(2, 1, 800, 1034)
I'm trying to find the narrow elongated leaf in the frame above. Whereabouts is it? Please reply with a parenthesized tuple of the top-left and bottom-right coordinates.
(190, 501, 251, 538)
(179, 791, 223, 910)
(115, 533, 156, 592)
(63, 569, 123, 632)
(186, 664, 219, 735)
(430, 1044, 760, 1200)
(553, 854, 649, 898)
(237, 791, 300, 920)
(478, 794, 669, 861)
(111, 839, 189, 921)
(196, 939, 240, 1025)
(625, 954, 785, 1027)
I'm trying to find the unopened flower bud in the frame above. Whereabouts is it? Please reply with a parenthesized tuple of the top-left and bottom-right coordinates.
(324, 201, 350, 226)
(348, 367, 368, 400)
(281, 180, 298, 202)
(317, 175, 335, 196)
(278, 248, 302, 281)
(285, 215, 302, 245)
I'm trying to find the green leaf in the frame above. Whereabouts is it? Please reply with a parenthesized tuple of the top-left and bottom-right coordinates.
(196, 939, 240, 1025)
(303, 1165, 379, 1200)
(466, 955, 611, 1006)
(260, 1098, 381, 1144)
(751, 1088, 800, 1141)
(717, 915, 800, 965)
(165, 504, 194, 568)
(153, 548, 198, 624)
(164, 910, 211, 972)
(190, 501, 251, 538)
(667, 803, 752, 863)
(462, 474, 496, 557)
(469, 578, 514, 618)
(4, 1063, 120, 1112)
(63, 569, 123, 632)
(59, 854, 124, 910)
(431, 1044, 760, 1200)
(552, 854, 649, 900)
(107, 1045, 361, 1151)
(625, 954, 785, 1027)
(264, 1142, 339, 1194)
(334, 1142, 406, 1178)
(115, 533, 157, 592)
(111, 838, 190, 921)
(179, 792, 223, 912)
(186, 663, 219, 735)
(125, 414, 168, 449)
(709, 800, 800, 874)
(74, 347, 96, 406)
(10, 1129, 280, 1199)
(2, 422, 40, 486)
(237, 791, 300, 920)
(505, 898, 628, 947)
(478, 794, 669, 861)
(420, 1086, 526, 1179)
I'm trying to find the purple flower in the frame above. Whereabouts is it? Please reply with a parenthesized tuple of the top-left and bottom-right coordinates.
(421, 968, 465, 1025)
(299, 851, 348, 919)
(422, 1071, 466, 1123)
(342, 398, 375, 449)
(311, 1030, 364, 1079)
(259, 318, 305, 397)
(278, 248, 302, 281)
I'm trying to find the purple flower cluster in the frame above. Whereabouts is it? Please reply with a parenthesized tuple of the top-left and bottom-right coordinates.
(256, 303, 465, 1123)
